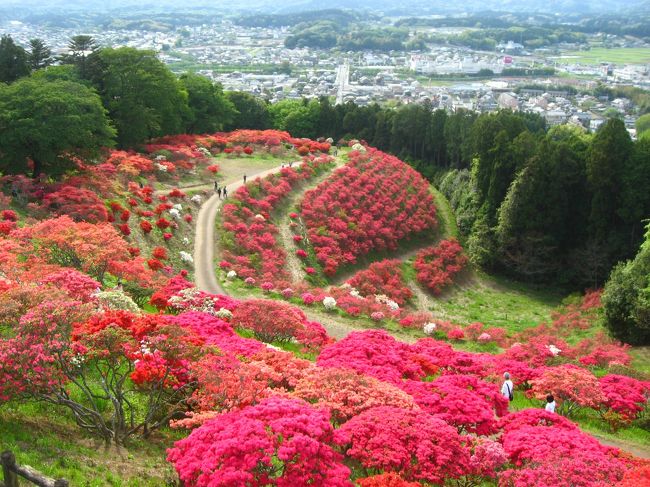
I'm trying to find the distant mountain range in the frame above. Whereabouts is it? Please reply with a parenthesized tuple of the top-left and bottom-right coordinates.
(1, 0, 647, 15)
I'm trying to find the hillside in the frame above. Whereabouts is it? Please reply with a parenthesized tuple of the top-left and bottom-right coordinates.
(0, 131, 648, 485)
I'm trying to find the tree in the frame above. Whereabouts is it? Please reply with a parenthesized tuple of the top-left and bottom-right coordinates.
(586, 118, 633, 257)
(27, 38, 52, 70)
(496, 138, 588, 281)
(0, 78, 115, 177)
(602, 223, 650, 345)
(445, 109, 477, 169)
(179, 72, 236, 134)
(94, 48, 189, 147)
(225, 91, 270, 130)
(0, 35, 30, 83)
(60, 35, 100, 80)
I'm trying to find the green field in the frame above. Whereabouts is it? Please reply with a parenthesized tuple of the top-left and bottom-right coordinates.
(555, 47, 650, 65)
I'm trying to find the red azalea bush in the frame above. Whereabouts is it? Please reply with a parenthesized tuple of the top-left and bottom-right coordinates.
(152, 247, 167, 260)
(401, 374, 507, 435)
(167, 311, 265, 358)
(39, 269, 100, 303)
(42, 186, 109, 223)
(599, 374, 649, 420)
(357, 473, 422, 487)
(167, 397, 352, 487)
(140, 220, 153, 233)
(301, 148, 437, 275)
(317, 330, 425, 384)
(335, 406, 469, 483)
(530, 364, 605, 416)
(346, 259, 412, 305)
(499, 423, 627, 486)
(292, 367, 416, 424)
(414, 239, 468, 294)
(231, 299, 331, 350)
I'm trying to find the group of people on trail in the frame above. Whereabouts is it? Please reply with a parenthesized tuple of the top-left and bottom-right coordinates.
(501, 372, 556, 413)
(213, 181, 227, 199)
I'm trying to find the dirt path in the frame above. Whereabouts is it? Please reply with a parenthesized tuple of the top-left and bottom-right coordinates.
(592, 434, 650, 459)
(194, 163, 296, 295)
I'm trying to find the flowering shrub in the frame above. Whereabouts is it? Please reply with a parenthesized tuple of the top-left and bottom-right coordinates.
(231, 299, 331, 350)
(39, 269, 100, 303)
(301, 148, 437, 275)
(499, 423, 627, 486)
(323, 296, 337, 310)
(317, 330, 425, 384)
(1, 306, 200, 444)
(335, 406, 469, 483)
(292, 367, 416, 424)
(414, 239, 468, 294)
(42, 186, 109, 223)
(448, 327, 465, 340)
(167, 397, 352, 487)
(167, 311, 265, 358)
(402, 374, 507, 435)
(346, 259, 412, 305)
(357, 473, 422, 487)
(530, 364, 605, 417)
(599, 374, 649, 420)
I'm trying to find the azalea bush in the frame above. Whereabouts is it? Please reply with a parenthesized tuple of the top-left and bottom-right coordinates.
(346, 259, 412, 305)
(292, 367, 416, 424)
(167, 397, 352, 487)
(301, 148, 437, 275)
(231, 299, 331, 350)
(0, 308, 201, 444)
(335, 406, 469, 483)
(530, 364, 605, 417)
(414, 238, 468, 294)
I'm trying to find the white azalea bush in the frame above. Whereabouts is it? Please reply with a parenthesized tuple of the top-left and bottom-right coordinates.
(323, 296, 337, 310)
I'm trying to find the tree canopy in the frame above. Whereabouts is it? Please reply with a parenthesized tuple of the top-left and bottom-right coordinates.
(179, 72, 236, 134)
(0, 35, 30, 83)
(93, 47, 188, 147)
(0, 77, 115, 177)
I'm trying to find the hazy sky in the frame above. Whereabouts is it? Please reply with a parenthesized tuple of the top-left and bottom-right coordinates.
(0, 0, 643, 15)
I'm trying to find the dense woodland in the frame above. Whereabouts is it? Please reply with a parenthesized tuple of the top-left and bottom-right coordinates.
(1, 36, 649, 343)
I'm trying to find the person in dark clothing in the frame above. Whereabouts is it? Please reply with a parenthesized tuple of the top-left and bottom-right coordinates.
(243, 174, 247, 184)
(217, 187, 222, 198)
(223, 187, 228, 198)
(214, 181, 219, 191)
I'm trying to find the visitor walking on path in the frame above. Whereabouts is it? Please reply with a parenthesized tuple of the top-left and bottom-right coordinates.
(545, 394, 556, 413)
(243, 174, 247, 184)
(501, 372, 514, 402)
(217, 188, 222, 198)
(214, 181, 218, 191)
(223, 187, 228, 199)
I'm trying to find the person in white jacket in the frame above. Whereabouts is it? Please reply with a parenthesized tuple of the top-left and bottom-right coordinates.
(501, 372, 514, 401)
(545, 394, 556, 413)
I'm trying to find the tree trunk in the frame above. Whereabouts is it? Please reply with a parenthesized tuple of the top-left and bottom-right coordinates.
(32, 157, 42, 178)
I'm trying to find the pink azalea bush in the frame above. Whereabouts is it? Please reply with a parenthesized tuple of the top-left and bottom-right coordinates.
(167, 397, 352, 486)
